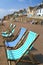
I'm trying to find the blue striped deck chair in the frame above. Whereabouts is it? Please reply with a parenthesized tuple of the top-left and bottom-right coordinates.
(5, 27, 27, 47)
(1, 24, 16, 35)
(1, 24, 16, 37)
(2, 28, 15, 37)
(6, 31, 39, 65)
(2, 23, 13, 34)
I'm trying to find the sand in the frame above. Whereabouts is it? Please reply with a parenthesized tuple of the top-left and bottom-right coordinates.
(0, 20, 43, 65)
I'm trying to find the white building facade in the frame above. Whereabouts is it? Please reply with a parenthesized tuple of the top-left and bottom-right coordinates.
(35, 3, 43, 16)
(36, 8, 43, 16)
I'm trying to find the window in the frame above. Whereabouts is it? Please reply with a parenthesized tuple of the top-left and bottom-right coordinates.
(40, 9, 41, 13)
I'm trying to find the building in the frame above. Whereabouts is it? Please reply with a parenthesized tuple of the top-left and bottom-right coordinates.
(27, 7, 35, 17)
(27, 2, 43, 17)
(35, 3, 43, 16)
(19, 9, 27, 16)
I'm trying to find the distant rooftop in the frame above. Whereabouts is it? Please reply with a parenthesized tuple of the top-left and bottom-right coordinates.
(28, 2, 43, 11)
(36, 2, 43, 7)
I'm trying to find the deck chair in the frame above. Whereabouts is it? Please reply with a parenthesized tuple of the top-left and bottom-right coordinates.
(6, 31, 39, 65)
(2, 23, 13, 34)
(1, 24, 16, 37)
(5, 27, 27, 47)
(1, 24, 15, 35)
(2, 28, 15, 37)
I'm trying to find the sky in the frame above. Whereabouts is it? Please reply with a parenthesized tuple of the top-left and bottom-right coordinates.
(0, 0, 42, 18)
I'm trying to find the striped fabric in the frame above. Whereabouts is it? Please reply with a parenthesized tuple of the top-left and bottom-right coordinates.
(6, 31, 38, 60)
(5, 27, 26, 47)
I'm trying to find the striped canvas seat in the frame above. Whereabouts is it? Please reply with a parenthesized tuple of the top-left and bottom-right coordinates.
(5, 27, 27, 47)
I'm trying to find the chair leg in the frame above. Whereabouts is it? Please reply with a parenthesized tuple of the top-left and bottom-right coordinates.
(15, 53, 39, 65)
(8, 60, 16, 65)
(16, 60, 20, 64)
(8, 61, 11, 65)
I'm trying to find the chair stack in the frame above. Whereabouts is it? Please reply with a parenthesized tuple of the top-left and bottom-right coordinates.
(4, 26, 39, 65)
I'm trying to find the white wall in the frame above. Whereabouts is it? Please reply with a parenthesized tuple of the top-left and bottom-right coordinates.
(36, 8, 43, 16)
